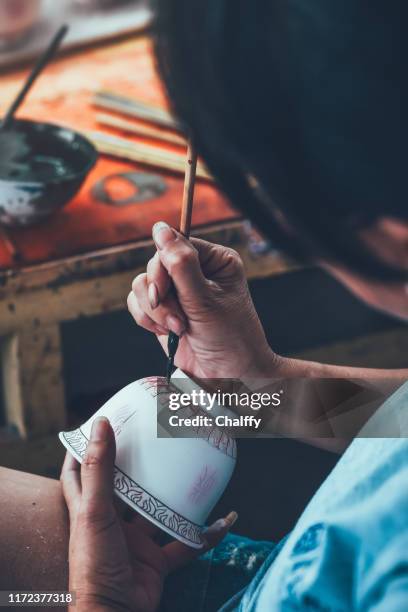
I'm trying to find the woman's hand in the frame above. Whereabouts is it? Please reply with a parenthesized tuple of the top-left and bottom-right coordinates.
(61, 417, 236, 612)
(128, 222, 275, 379)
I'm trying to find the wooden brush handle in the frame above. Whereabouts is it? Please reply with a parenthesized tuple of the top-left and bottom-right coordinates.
(180, 140, 198, 238)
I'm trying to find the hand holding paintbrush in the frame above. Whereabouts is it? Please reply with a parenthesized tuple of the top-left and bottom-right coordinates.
(128, 139, 273, 383)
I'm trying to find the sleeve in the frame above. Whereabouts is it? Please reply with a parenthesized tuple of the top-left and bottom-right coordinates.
(363, 529, 408, 611)
(368, 574, 408, 612)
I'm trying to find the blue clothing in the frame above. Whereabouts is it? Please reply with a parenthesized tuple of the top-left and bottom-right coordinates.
(227, 383, 408, 611)
(160, 533, 278, 612)
(163, 383, 408, 611)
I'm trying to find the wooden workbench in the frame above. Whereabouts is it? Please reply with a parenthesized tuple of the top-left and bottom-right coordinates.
(0, 35, 292, 438)
(0, 220, 291, 438)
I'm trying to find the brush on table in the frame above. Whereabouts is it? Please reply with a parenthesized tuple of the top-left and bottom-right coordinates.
(95, 112, 186, 146)
(1, 25, 68, 130)
(85, 129, 211, 179)
(93, 91, 178, 131)
(166, 139, 198, 384)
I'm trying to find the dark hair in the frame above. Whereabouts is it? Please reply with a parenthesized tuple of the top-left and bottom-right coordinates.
(153, 0, 408, 280)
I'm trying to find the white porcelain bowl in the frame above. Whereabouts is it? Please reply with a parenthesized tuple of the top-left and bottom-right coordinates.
(59, 372, 237, 548)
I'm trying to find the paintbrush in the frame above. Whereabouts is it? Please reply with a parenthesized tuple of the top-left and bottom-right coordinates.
(166, 139, 198, 384)
(95, 112, 186, 147)
(84, 129, 211, 180)
(1, 25, 68, 129)
(93, 91, 178, 131)
(0, 25, 68, 263)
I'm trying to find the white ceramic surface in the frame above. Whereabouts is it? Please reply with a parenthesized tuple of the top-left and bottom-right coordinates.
(59, 372, 237, 548)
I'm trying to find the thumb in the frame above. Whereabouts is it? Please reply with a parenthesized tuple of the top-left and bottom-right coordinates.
(152, 222, 208, 301)
(81, 417, 116, 519)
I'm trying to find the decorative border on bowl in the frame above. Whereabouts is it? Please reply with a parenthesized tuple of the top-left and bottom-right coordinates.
(61, 428, 202, 547)
(141, 377, 237, 460)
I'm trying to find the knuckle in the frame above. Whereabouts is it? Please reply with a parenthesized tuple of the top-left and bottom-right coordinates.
(131, 273, 147, 294)
(133, 311, 143, 326)
(127, 291, 134, 311)
(224, 246, 240, 261)
(146, 253, 159, 277)
(225, 248, 244, 272)
(128, 295, 145, 324)
(129, 298, 154, 329)
(83, 444, 104, 469)
(138, 312, 153, 329)
(131, 276, 138, 293)
(168, 248, 197, 274)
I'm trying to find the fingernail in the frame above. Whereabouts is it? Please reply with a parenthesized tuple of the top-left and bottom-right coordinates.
(153, 222, 176, 250)
(205, 512, 238, 535)
(224, 511, 238, 527)
(148, 283, 160, 309)
(91, 417, 110, 441)
(166, 314, 186, 335)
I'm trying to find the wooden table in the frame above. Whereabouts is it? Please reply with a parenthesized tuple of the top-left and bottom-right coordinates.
(0, 35, 293, 438)
(0, 220, 291, 438)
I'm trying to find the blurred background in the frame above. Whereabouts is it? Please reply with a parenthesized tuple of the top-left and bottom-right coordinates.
(0, 0, 407, 543)
(0, 0, 151, 61)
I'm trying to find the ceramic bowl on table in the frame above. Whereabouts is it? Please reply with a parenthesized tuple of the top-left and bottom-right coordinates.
(59, 371, 237, 548)
(0, 119, 97, 227)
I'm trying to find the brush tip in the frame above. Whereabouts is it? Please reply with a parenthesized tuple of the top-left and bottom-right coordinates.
(166, 357, 174, 385)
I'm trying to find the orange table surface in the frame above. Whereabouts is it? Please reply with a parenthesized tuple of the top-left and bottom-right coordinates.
(0, 36, 237, 271)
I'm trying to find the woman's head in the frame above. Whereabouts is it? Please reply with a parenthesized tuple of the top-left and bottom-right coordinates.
(153, 0, 408, 319)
